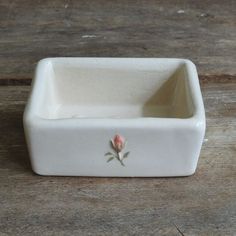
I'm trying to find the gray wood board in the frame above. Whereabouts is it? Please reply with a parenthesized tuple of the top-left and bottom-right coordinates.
(0, 0, 236, 80)
(0, 77, 235, 235)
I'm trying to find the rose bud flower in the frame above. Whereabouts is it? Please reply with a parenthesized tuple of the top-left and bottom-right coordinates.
(112, 134, 125, 153)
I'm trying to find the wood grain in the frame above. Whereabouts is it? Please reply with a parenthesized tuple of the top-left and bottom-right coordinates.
(0, 0, 236, 80)
(0, 0, 235, 234)
(0, 77, 235, 235)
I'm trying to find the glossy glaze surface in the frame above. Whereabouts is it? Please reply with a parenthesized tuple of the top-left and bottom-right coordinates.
(24, 58, 205, 176)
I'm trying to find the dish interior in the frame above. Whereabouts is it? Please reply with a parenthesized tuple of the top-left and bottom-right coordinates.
(38, 60, 194, 119)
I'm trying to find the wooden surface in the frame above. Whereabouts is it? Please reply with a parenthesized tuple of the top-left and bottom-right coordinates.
(0, 77, 235, 235)
(0, 0, 236, 235)
(0, 0, 236, 80)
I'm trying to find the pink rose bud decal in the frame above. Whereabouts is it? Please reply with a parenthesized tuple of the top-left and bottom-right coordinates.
(112, 134, 125, 152)
(105, 134, 130, 166)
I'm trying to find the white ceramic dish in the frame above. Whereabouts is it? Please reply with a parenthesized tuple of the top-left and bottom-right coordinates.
(24, 58, 205, 176)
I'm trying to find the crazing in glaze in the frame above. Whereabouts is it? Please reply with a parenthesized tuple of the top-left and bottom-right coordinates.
(105, 134, 130, 166)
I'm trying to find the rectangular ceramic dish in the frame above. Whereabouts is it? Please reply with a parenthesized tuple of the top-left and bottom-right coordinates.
(24, 58, 205, 176)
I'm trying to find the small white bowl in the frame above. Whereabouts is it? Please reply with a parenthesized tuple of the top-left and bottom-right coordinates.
(24, 58, 205, 176)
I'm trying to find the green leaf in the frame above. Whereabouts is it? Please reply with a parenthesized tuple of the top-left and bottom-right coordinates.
(107, 156, 114, 162)
(123, 152, 130, 158)
(105, 152, 114, 156)
(120, 160, 125, 166)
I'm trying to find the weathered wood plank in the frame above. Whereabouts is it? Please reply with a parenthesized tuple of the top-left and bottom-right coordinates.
(0, 77, 235, 235)
(0, 0, 236, 80)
